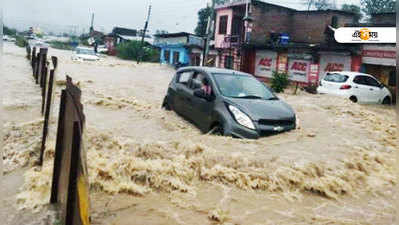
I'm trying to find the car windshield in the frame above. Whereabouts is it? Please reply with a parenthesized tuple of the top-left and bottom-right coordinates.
(213, 73, 276, 100)
(324, 73, 349, 83)
(76, 48, 95, 55)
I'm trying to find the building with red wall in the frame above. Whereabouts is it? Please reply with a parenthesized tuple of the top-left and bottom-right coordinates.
(213, 0, 358, 84)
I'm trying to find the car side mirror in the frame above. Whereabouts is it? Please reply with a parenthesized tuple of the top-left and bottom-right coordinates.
(379, 83, 384, 89)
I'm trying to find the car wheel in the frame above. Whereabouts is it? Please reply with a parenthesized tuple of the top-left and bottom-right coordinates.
(382, 96, 391, 105)
(162, 97, 171, 110)
(349, 96, 358, 103)
(209, 124, 224, 136)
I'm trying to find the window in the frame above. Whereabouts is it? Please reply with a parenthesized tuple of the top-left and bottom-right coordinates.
(232, 16, 242, 36)
(213, 73, 275, 100)
(389, 71, 396, 86)
(164, 50, 170, 63)
(189, 72, 205, 89)
(177, 72, 192, 85)
(224, 56, 234, 69)
(324, 73, 349, 83)
(219, 16, 228, 35)
(365, 76, 380, 87)
(353, 75, 380, 87)
(353, 76, 368, 85)
(173, 51, 180, 64)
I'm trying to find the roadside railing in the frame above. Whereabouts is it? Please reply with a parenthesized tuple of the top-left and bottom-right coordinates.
(26, 46, 91, 225)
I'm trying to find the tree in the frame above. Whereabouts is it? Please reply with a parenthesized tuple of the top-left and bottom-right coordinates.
(360, 0, 396, 16)
(195, 7, 212, 37)
(4, 25, 17, 36)
(341, 4, 363, 24)
(194, 0, 228, 36)
(303, 0, 333, 10)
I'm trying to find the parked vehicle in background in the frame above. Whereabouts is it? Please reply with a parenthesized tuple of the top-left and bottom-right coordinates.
(317, 71, 392, 104)
(3, 35, 16, 42)
(162, 67, 297, 139)
(97, 45, 108, 53)
(72, 46, 100, 61)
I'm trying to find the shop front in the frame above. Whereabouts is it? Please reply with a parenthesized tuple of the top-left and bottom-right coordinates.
(361, 44, 396, 102)
(318, 51, 352, 79)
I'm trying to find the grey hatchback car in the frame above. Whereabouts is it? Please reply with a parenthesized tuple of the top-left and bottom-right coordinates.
(162, 67, 296, 139)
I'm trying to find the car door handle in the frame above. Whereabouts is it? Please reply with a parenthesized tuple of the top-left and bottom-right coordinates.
(369, 88, 374, 91)
(354, 86, 358, 88)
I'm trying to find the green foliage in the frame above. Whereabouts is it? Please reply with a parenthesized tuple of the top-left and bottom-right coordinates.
(195, 7, 212, 37)
(271, 71, 289, 93)
(304, 0, 332, 10)
(116, 40, 159, 62)
(341, 4, 363, 24)
(4, 25, 17, 36)
(15, 35, 28, 47)
(194, 0, 228, 37)
(360, 0, 396, 15)
(49, 41, 74, 50)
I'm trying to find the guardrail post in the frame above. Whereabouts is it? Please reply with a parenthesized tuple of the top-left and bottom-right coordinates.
(50, 89, 66, 203)
(39, 69, 55, 166)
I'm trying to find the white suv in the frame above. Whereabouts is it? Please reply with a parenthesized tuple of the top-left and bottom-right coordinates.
(317, 71, 392, 104)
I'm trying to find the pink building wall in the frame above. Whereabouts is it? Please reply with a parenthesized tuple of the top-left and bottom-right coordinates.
(214, 8, 233, 48)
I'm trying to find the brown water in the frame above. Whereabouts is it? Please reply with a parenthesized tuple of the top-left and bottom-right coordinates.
(2, 42, 397, 225)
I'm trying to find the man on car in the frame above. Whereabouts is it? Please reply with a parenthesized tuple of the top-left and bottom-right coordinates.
(201, 78, 212, 96)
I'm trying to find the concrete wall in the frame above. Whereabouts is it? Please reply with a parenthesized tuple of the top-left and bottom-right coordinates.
(291, 12, 354, 43)
(250, 4, 294, 44)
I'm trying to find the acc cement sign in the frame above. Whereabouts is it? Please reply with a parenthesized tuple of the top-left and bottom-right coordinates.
(255, 50, 277, 78)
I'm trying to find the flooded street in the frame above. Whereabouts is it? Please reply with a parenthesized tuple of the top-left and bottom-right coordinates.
(2, 42, 397, 225)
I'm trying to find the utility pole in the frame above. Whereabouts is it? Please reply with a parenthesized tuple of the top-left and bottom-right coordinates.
(90, 13, 94, 33)
(137, 4, 152, 64)
(202, 0, 215, 66)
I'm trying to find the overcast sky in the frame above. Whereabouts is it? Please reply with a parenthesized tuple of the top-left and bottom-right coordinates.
(3, 0, 361, 35)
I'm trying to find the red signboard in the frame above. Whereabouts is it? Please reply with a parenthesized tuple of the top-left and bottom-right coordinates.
(258, 58, 272, 68)
(324, 63, 344, 72)
(291, 62, 307, 72)
(309, 64, 319, 83)
(362, 50, 395, 59)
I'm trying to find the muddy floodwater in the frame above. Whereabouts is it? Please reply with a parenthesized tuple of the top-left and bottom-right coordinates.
(2, 42, 397, 225)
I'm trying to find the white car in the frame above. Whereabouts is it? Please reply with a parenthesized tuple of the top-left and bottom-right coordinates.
(97, 45, 108, 53)
(3, 35, 16, 42)
(317, 71, 392, 104)
(72, 47, 100, 61)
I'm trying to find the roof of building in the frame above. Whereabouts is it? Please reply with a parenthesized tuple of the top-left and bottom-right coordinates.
(216, 0, 355, 16)
(371, 12, 396, 15)
(154, 32, 199, 38)
(112, 27, 137, 36)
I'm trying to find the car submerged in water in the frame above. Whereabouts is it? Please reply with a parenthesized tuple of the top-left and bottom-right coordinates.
(317, 71, 392, 104)
(71, 46, 100, 61)
(162, 67, 297, 139)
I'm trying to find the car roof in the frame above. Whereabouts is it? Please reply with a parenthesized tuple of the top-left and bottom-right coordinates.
(178, 66, 252, 77)
(326, 71, 374, 77)
(76, 46, 94, 50)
